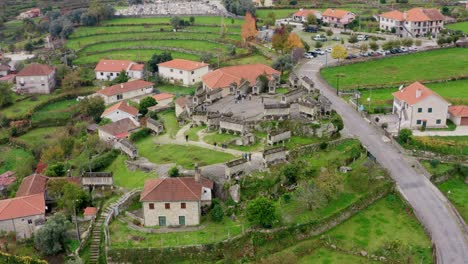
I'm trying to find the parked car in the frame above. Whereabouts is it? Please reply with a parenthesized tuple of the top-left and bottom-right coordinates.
(304, 53, 315, 59)
(408, 47, 418, 52)
(346, 54, 358, 59)
(400, 47, 409, 52)
(357, 35, 368, 41)
(313, 35, 327, 41)
(307, 51, 318, 57)
(331, 36, 341, 41)
(314, 48, 325, 55)
(325, 47, 332, 53)
(303, 26, 318, 33)
(359, 52, 370, 57)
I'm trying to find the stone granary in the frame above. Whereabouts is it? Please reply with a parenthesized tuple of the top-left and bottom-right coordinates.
(252, 74, 280, 95)
(235, 133, 255, 146)
(114, 138, 138, 159)
(263, 103, 291, 120)
(263, 147, 288, 166)
(219, 117, 248, 135)
(267, 130, 291, 145)
(298, 97, 319, 119)
(225, 158, 249, 180)
(301, 76, 315, 92)
(81, 172, 114, 188)
(146, 118, 164, 134)
(289, 72, 300, 89)
(191, 111, 221, 129)
(281, 88, 306, 104)
(318, 95, 333, 116)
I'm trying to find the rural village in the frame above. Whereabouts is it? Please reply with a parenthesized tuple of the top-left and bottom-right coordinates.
(0, 0, 467, 263)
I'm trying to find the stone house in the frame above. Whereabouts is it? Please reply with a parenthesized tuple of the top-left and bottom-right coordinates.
(0, 193, 46, 239)
(96, 80, 154, 105)
(322, 8, 355, 28)
(219, 117, 247, 134)
(140, 174, 213, 227)
(289, 72, 300, 89)
(318, 95, 332, 116)
(158, 59, 209, 87)
(225, 158, 248, 180)
(0, 74, 16, 84)
(448, 105, 468, 126)
(263, 147, 288, 166)
(378, 8, 444, 37)
(15, 64, 56, 94)
(301, 76, 315, 92)
(267, 130, 291, 145)
(81, 172, 113, 187)
(101, 101, 139, 123)
(152, 93, 175, 107)
(292, 9, 322, 22)
(392, 82, 449, 129)
(146, 118, 164, 134)
(298, 98, 319, 119)
(175, 96, 193, 118)
(0, 65, 10, 77)
(98, 118, 140, 142)
(114, 138, 138, 159)
(15, 174, 47, 198)
(94, 59, 144, 81)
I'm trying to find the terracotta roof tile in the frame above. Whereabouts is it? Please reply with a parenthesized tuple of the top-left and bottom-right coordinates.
(101, 101, 139, 117)
(293, 9, 320, 17)
(152, 93, 175, 101)
(129, 64, 144, 71)
(94, 59, 141, 72)
(380, 10, 405, 21)
(97, 80, 154, 96)
(392, 82, 445, 105)
(98, 118, 139, 137)
(0, 193, 45, 221)
(449, 105, 468, 117)
(83, 207, 97, 216)
(0, 65, 10, 71)
(406, 8, 444, 22)
(16, 174, 48, 197)
(175, 96, 190, 108)
(16, 64, 54, 76)
(140, 177, 213, 202)
(322, 8, 353, 19)
(158, 59, 209, 71)
(0, 74, 15, 81)
(202, 64, 280, 90)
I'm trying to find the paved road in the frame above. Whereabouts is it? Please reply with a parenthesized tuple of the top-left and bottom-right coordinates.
(298, 58, 468, 264)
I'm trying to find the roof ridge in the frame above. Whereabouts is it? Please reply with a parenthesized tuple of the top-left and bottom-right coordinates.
(141, 178, 163, 200)
(21, 194, 44, 212)
(177, 178, 200, 200)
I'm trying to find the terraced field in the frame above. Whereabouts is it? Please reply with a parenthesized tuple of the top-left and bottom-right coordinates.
(67, 16, 247, 65)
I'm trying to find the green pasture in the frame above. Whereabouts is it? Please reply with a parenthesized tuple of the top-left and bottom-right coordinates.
(100, 16, 243, 26)
(447, 21, 468, 33)
(438, 177, 468, 222)
(0, 145, 34, 174)
(104, 155, 155, 189)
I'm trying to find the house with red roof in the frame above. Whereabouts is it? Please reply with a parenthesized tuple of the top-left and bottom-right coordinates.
(0, 64, 10, 77)
(378, 8, 445, 37)
(101, 101, 139, 123)
(15, 63, 56, 94)
(392, 82, 449, 128)
(140, 169, 213, 227)
(292, 9, 322, 22)
(0, 193, 46, 239)
(96, 79, 154, 105)
(83, 207, 97, 221)
(158, 59, 209, 87)
(322, 8, 355, 28)
(152, 93, 175, 107)
(97, 118, 140, 142)
(15, 174, 48, 198)
(448, 105, 468, 126)
(94, 59, 144, 81)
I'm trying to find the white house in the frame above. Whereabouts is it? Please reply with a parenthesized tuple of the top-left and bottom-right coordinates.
(378, 8, 445, 37)
(158, 59, 209, 87)
(96, 80, 154, 105)
(322, 8, 355, 28)
(97, 118, 140, 142)
(292, 9, 322, 22)
(94, 59, 144, 81)
(392, 82, 450, 129)
(15, 64, 56, 94)
(448, 105, 468, 126)
(140, 173, 213, 227)
(101, 101, 139, 123)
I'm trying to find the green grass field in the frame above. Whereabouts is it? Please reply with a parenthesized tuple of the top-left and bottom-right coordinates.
(1, 94, 51, 119)
(321, 48, 468, 90)
(156, 84, 195, 96)
(438, 178, 468, 222)
(298, 248, 379, 264)
(104, 155, 155, 189)
(158, 110, 179, 138)
(101, 16, 244, 26)
(17, 126, 66, 149)
(135, 138, 236, 169)
(447, 21, 468, 33)
(0, 145, 34, 174)
(184, 126, 206, 142)
(256, 9, 298, 19)
(31, 99, 78, 123)
(409, 136, 468, 156)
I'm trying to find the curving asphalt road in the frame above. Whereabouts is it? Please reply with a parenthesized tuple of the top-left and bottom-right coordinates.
(298, 58, 468, 263)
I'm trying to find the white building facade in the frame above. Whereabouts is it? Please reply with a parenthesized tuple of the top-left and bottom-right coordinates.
(158, 59, 209, 86)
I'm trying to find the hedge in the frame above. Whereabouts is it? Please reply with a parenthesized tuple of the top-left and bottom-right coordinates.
(129, 128, 151, 142)
(0, 251, 47, 264)
(84, 150, 119, 172)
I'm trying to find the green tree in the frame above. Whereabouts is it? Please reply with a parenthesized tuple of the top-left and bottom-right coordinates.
(272, 55, 293, 76)
(326, 29, 333, 36)
(112, 70, 129, 84)
(306, 14, 317, 26)
(271, 25, 288, 53)
(441, 6, 450, 16)
(359, 43, 368, 52)
(139, 96, 157, 115)
(34, 213, 70, 255)
(369, 41, 379, 51)
(189, 16, 195, 25)
(401, 38, 414, 47)
(24, 42, 34, 53)
(295, 182, 326, 210)
(348, 35, 358, 44)
(331, 45, 347, 63)
(264, 12, 276, 27)
(168, 166, 179, 177)
(398, 128, 412, 144)
(315, 169, 343, 201)
(79, 96, 105, 123)
(314, 41, 323, 48)
(57, 183, 91, 216)
(0, 82, 14, 107)
(62, 70, 82, 90)
(282, 164, 300, 184)
(170, 16, 182, 30)
(211, 204, 224, 222)
(147, 52, 173, 72)
(246, 196, 278, 228)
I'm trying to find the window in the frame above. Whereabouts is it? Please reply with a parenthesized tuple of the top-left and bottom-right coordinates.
(417, 108, 422, 113)
(170, 69, 173, 72)
(117, 94, 123, 100)
(191, 71, 194, 74)
(149, 203, 154, 209)
(110, 73, 114, 76)
(28, 219, 33, 224)
(428, 108, 432, 113)
(165, 203, 170, 209)
(192, 79, 195, 82)
(181, 202, 186, 209)
(416, 120, 422, 125)
(436, 119, 441, 124)
(100, 72, 104, 76)
(179, 71, 182, 74)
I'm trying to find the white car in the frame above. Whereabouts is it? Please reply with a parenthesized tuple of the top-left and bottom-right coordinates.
(314, 48, 325, 55)
(304, 53, 315, 59)
(325, 47, 332, 53)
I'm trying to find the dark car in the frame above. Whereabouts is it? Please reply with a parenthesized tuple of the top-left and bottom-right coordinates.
(303, 26, 318, 33)
(307, 51, 318, 57)
(346, 54, 358, 60)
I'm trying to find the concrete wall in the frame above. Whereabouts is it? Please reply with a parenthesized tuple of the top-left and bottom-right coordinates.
(159, 66, 209, 86)
(16, 72, 55, 94)
(0, 214, 44, 239)
(268, 131, 291, 145)
(142, 201, 200, 226)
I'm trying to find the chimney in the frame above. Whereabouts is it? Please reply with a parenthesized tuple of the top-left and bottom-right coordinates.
(416, 88, 422, 98)
(194, 163, 201, 183)
(120, 83, 124, 89)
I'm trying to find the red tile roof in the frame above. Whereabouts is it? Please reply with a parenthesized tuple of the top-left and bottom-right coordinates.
(129, 64, 144, 71)
(293, 9, 320, 17)
(95, 59, 136, 72)
(0, 193, 45, 221)
(0, 74, 15, 81)
(152, 93, 175, 101)
(392, 82, 445, 105)
(16, 64, 54, 77)
(16, 174, 48, 197)
(158, 59, 209, 71)
(101, 101, 139, 117)
(202, 64, 280, 90)
(97, 80, 154, 96)
(140, 177, 213, 202)
(406, 8, 444, 22)
(322, 8, 353, 19)
(0, 65, 10, 71)
(98, 118, 139, 137)
(449, 105, 468, 117)
(175, 96, 190, 108)
(84, 207, 97, 216)
(380, 10, 405, 21)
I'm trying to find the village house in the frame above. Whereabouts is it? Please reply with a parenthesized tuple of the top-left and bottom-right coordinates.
(175, 96, 193, 118)
(225, 158, 248, 180)
(0, 74, 16, 84)
(267, 130, 291, 145)
(378, 8, 445, 37)
(83, 207, 97, 221)
(201, 64, 280, 98)
(140, 172, 213, 227)
(15, 174, 47, 198)
(158, 59, 209, 86)
(146, 118, 164, 134)
(0, 193, 46, 239)
(101, 101, 139, 123)
(448, 105, 468, 126)
(392, 82, 449, 129)
(98, 118, 140, 142)
(96, 80, 154, 105)
(292, 9, 322, 22)
(263, 147, 288, 167)
(0, 65, 10, 77)
(322, 8, 355, 28)
(114, 138, 138, 159)
(94, 59, 144, 81)
(152, 93, 175, 107)
(17, 8, 41, 19)
(15, 64, 56, 94)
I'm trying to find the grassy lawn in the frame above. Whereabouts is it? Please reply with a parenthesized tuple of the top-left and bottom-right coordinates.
(1, 94, 51, 119)
(408, 136, 468, 156)
(184, 125, 206, 142)
(276, 87, 289, 94)
(101, 16, 243, 26)
(109, 216, 243, 248)
(321, 48, 468, 90)
(158, 110, 179, 138)
(0, 145, 34, 174)
(31, 98, 79, 123)
(17, 126, 66, 149)
(203, 132, 264, 152)
(421, 161, 457, 176)
(135, 138, 236, 169)
(256, 9, 297, 19)
(104, 155, 156, 189)
(284, 136, 321, 150)
(223, 54, 272, 66)
(325, 194, 433, 263)
(447, 21, 468, 33)
(437, 178, 468, 222)
(298, 247, 379, 264)
(156, 84, 195, 96)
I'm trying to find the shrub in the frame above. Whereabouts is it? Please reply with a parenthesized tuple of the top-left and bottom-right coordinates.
(133, 219, 141, 226)
(211, 204, 224, 222)
(45, 163, 66, 177)
(430, 159, 440, 168)
(282, 193, 291, 203)
(398, 128, 412, 144)
(246, 196, 279, 228)
(319, 142, 328, 150)
(85, 150, 118, 172)
(168, 166, 179, 177)
(129, 128, 150, 142)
